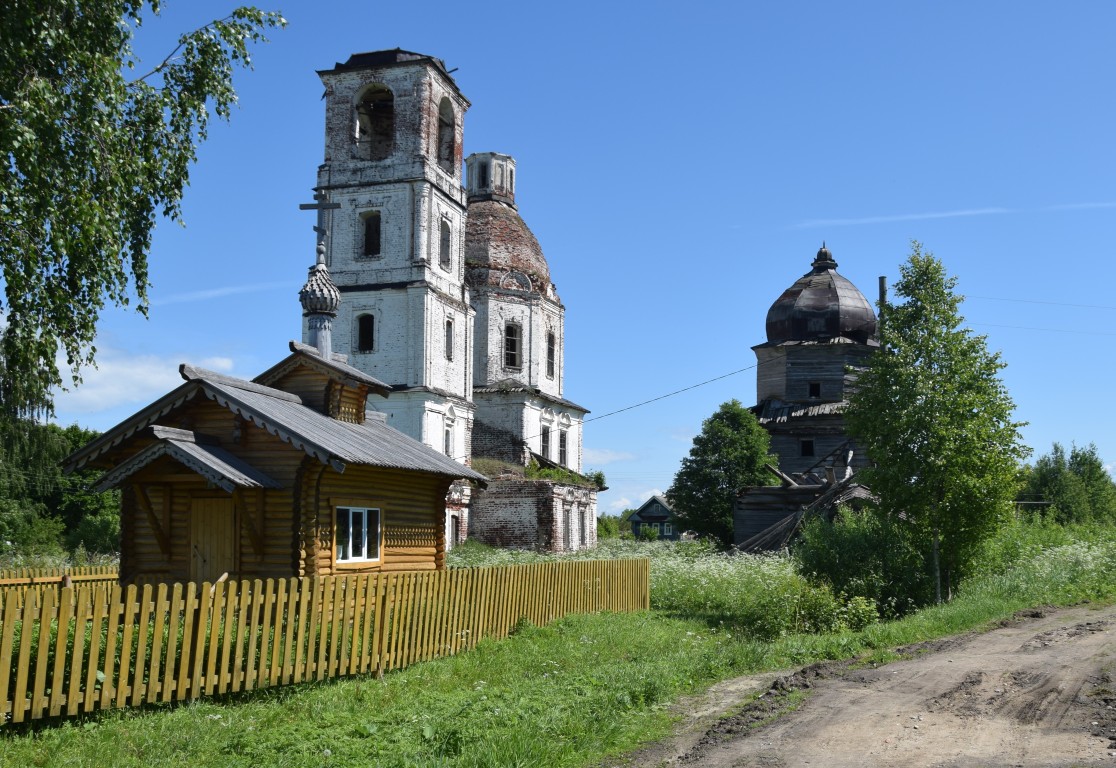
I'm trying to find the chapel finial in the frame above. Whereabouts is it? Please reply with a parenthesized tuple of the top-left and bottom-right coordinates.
(813, 242, 837, 270)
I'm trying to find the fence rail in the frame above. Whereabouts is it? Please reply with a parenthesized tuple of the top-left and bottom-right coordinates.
(0, 558, 649, 724)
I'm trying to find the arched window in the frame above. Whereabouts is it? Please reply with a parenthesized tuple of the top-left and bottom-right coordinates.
(356, 314, 375, 352)
(437, 98, 455, 172)
(504, 323, 521, 369)
(356, 85, 393, 161)
(444, 406, 457, 457)
(546, 331, 556, 379)
(439, 219, 451, 270)
(444, 318, 454, 361)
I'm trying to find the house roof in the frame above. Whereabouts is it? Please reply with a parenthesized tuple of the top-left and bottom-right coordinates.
(630, 494, 673, 522)
(66, 365, 487, 486)
(93, 427, 282, 493)
(253, 341, 391, 396)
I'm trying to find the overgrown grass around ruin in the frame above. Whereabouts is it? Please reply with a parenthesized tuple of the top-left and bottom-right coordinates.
(4, 522, 1116, 767)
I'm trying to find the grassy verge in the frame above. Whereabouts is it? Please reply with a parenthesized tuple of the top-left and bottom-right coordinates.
(3, 524, 1115, 767)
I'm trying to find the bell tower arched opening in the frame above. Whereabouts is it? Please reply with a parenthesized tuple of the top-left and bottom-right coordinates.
(355, 85, 394, 161)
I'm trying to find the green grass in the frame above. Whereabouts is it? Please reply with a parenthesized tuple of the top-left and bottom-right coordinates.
(4, 522, 1116, 767)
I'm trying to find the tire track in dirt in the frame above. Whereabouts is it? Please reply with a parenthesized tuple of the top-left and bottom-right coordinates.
(612, 604, 1116, 768)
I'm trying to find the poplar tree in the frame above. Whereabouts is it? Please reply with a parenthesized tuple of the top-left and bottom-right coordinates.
(845, 242, 1027, 603)
(668, 399, 774, 547)
(0, 1, 284, 418)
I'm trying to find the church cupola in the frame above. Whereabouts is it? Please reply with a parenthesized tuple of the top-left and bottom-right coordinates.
(764, 244, 877, 345)
(466, 152, 516, 207)
(300, 242, 341, 357)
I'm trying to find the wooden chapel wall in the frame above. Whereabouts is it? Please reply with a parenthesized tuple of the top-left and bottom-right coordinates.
(300, 465, 451, 576)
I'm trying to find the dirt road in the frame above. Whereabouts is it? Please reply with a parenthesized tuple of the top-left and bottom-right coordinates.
(625, 603, 1116, 768)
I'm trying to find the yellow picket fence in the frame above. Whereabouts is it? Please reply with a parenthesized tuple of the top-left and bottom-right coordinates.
(0, 558, 649, 724)
(0, 567, 119, 612)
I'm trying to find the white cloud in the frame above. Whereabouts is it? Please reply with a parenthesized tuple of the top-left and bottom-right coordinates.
(53, 349, 238, 415)
(607, 497, 632, 513)
(608, 487, 663, 513)
(150, 280, 297, 307)
(795, 207, 1012, 229)
(583, 448, 635, 465)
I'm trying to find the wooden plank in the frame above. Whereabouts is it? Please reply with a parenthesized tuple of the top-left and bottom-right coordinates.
(217, 581, 238, 696)
(130, 584, 153, 707)
(99, 585, 122, 711)
(189, 582, 211, 701)
(230, 581, 250, 694)
(48, 586, 74, 717)
(65, 587, 89, 716)
(144, 584, 168, 705)
(243, 579, 263, 691)
(115, 584, 138, 710)
(28, 589, 54, 720)
(206, 581, 227, 696)
(10, 589, 36, 723)
(339, 576, 354, 676)
(280, 579, 299, 686)
(177, 583, 198, 701)
(292, 578, 311, 684)
(83, 586, 109, 714)
(162, 583, 183, 704)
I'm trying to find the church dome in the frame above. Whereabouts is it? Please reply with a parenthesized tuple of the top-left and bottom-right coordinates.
(464, 199, 555, 297)
(299, 243, 341, 316)
(765, 245, 877, 344)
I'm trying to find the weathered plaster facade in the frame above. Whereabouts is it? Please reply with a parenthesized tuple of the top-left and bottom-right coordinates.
(304, 50, 596, 552)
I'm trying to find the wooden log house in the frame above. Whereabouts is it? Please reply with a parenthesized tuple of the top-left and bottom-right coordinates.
(64, 248, 486, 584)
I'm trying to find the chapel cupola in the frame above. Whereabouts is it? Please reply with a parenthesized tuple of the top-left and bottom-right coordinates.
(300, 242, 341, 357)
(466, 152, 516, 207)
(764, 244, 877, 345)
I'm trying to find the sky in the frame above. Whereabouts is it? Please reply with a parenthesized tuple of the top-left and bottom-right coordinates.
(50, 1, 1116, 515)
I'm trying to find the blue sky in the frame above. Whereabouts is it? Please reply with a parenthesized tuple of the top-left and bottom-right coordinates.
(51, 1, 1116, 514)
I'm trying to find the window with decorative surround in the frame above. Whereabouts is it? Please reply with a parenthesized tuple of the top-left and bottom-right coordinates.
(504, 323, 521, 369)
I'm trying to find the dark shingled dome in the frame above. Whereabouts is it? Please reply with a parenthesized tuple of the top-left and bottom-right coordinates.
(765, 245, 877, 344)
(464, 199, 555, 296)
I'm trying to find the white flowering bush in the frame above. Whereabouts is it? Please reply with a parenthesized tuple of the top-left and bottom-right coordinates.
(448, 538, 877, 639)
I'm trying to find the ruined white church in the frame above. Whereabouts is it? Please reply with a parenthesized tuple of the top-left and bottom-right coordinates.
(301, 49, 597, 552)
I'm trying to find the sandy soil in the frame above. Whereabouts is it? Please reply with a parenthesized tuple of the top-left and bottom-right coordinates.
(614, 603, 1116, 768)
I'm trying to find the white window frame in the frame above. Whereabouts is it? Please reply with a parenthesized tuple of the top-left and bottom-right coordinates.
(335, 506, 382, 563)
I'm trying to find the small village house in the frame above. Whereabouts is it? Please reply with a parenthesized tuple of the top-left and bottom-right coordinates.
(629, 495, 681, 540)
(64, 248, 486, 585)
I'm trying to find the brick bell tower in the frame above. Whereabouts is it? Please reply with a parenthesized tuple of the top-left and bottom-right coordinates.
(309, 50, 475, 465)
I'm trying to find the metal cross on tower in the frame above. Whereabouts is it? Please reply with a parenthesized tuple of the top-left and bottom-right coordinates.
(298, 189, 341, 255)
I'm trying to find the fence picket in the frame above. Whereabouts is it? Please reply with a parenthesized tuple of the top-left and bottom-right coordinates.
(0, 559, 647, 725)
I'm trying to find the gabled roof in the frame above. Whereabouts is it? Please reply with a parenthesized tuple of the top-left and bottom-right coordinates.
(253, 341, 391, 397)
(630, 495, 673, 522)
(66, 364, 486, 486)
(93, 427, 282, 493)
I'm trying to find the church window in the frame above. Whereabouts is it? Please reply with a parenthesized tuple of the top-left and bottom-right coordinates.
(444, 408, 456, 457)
(439, 219, 451, 270)
(546, 331, 556, 379)
(800, 439, 815, 457)
(808, 381, 821, 399)
(356, 314, 375, 353)
(336, 506, 381, 563)
(437, 98, 455, 173)
(541, 426, 551, 459)
(444, 319, 453, 361)
(508, 168, 514, 193)
(355, 85, 393, 161)
(559, 430, 568, 466)
(504, 323, 521, 369)
(478, 161, 489, 188)
(362, 211, 382, 257)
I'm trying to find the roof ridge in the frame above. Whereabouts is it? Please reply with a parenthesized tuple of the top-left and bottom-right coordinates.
(180, 364, 302, 403)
